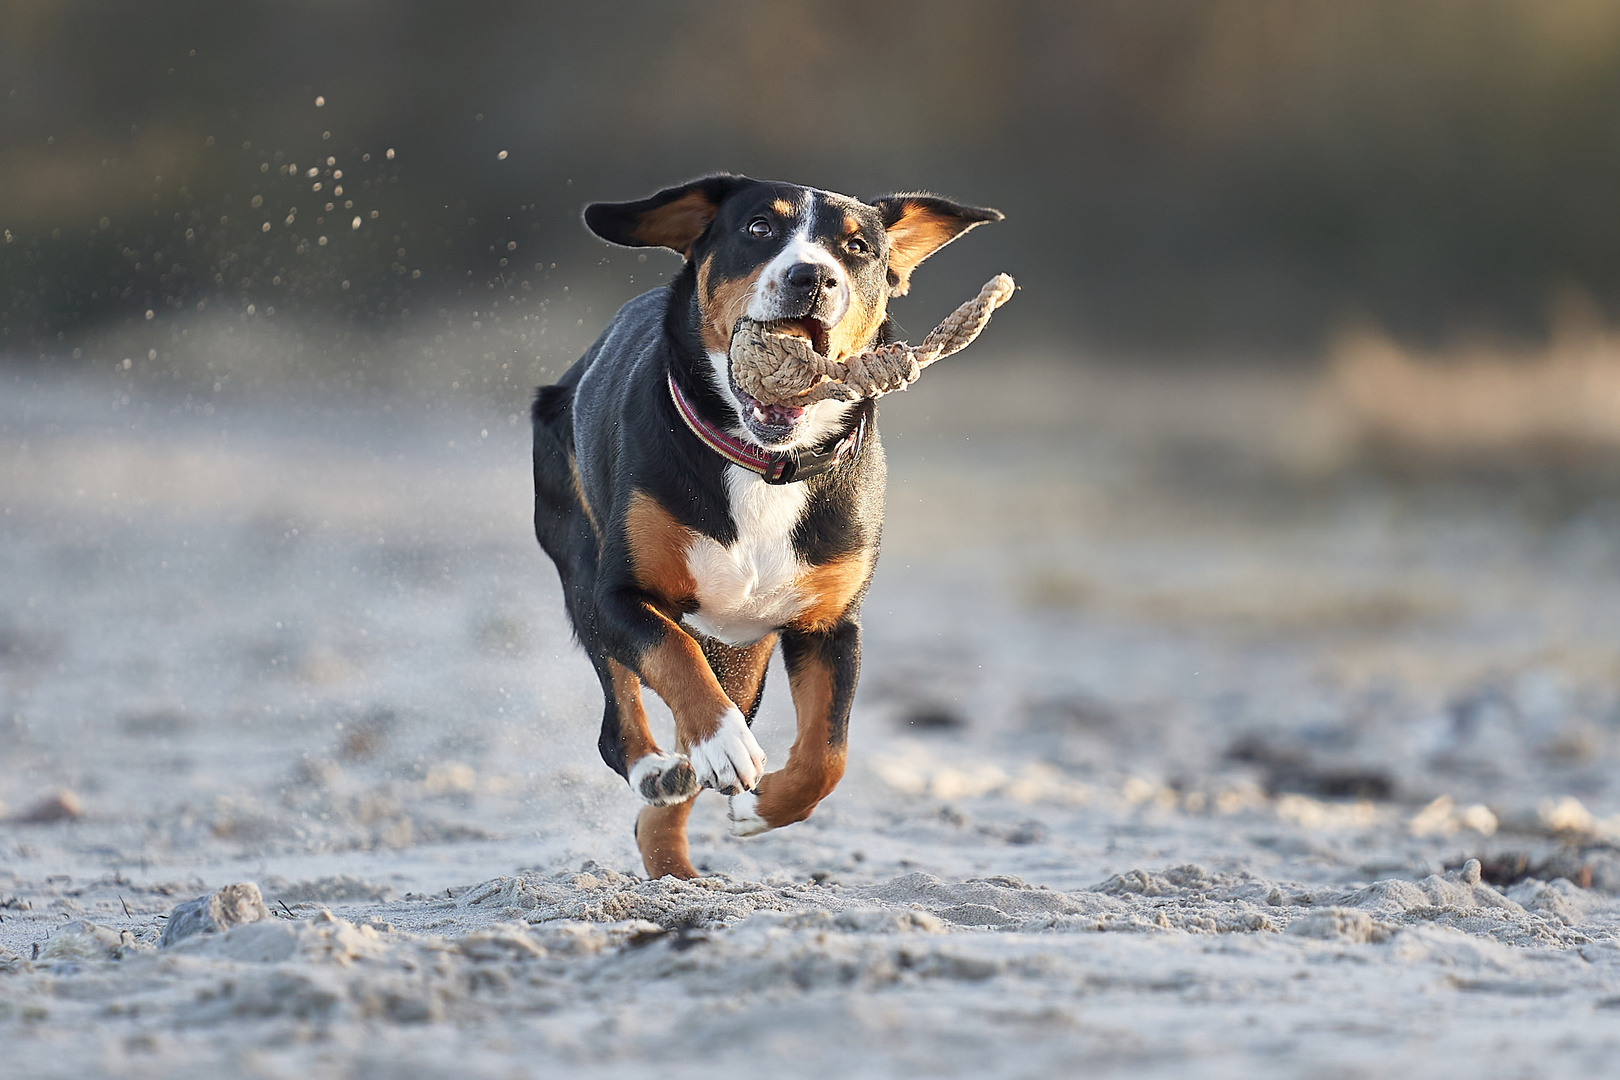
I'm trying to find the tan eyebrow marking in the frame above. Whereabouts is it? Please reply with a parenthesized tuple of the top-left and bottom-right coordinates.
(771, 198, 796, 218)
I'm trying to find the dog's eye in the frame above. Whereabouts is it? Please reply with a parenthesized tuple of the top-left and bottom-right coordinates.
(846, 237, 869, 255)
(747, 218, 773, 238)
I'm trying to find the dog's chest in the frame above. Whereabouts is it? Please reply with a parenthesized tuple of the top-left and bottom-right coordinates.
(682, 468, 809, 645)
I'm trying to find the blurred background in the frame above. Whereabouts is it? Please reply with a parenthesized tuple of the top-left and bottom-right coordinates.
(5, 0, 1620, 895)
(8, 7, 1620, 1072)
(11, 0, 1620, 367)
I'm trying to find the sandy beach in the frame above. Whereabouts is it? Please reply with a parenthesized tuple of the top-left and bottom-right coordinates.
(4, 352, 1620, 1078)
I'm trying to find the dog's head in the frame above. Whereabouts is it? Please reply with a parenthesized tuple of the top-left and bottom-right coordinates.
(585, 175, 1001, 448)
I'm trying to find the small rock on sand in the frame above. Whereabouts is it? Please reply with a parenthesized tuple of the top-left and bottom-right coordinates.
(38, 919, 134, 962)
(1286, 907, 1396, 944)
(14, 789, 83, 824)
(161, 882, 272, 947)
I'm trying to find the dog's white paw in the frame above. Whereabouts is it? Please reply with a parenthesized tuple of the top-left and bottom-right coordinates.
(727, 790, 774, 837)
(687, 707, 766, 795)
(627, 751, 700, 807)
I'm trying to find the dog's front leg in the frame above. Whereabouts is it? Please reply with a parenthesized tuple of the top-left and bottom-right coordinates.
(630, 633, 776, 880)
(598, 586, 768, 795)
(727, 620, 858, 836)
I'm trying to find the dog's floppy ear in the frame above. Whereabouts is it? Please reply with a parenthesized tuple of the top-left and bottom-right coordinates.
(583, 175, 746, 257)
(872, 194, 1003, 296)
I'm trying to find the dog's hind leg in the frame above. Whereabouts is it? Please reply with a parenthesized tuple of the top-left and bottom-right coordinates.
(627, 633, 776, 879)
(605, 496, 767, 794)
(635, 797, 698, 879)
(594, 587, 767, 795)
(598, 657, 700, 806)
(534, 384, 695, 806)
(727, 622, 857, 837)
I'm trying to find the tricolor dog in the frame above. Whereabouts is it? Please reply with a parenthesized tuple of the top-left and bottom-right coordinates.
(531, 175, 1001, 878)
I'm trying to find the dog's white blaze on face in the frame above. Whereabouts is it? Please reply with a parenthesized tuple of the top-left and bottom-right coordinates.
(747, 200, 851, 328)
(682, 465, 810, 646)
(704, 190, 857, 452)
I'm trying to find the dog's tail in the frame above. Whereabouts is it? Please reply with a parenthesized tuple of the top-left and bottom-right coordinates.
(531, 381, 581, 524)
(532, 382, 572, 431)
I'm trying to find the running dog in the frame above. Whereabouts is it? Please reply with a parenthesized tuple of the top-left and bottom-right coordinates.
(531, 174, 1001, 877)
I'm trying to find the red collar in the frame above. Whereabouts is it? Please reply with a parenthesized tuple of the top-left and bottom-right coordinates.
(666, 372, 864, 485)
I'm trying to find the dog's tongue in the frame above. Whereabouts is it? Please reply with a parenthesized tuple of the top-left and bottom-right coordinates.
(746, 393, 804, 428)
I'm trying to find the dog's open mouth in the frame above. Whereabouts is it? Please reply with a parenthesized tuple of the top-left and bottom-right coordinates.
(730, 371, 805, 439)
(727, 317, 829, 442)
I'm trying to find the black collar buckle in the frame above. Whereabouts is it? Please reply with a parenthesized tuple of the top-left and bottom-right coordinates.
(762, 412, 867, 486)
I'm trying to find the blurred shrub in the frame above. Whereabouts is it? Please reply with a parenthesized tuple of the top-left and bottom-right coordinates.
(7, 0, 1620, 357)
(1330, 296, 1620, 464)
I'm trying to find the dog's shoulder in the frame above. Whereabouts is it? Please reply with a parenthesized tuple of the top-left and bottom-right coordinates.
(563, 285, 678, 448)
(534, 285, 669, 426)
(564, 284, 733, 533)
(570, 285, 677, 399)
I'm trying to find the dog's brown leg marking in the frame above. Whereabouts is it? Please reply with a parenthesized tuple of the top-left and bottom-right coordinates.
(624, 491, 695, 607)
(618, 493, 745, 764)
(636, 798, 699, 879)
(609, 659, 658, 764)
(700, 633, 777, 717)
(635, 635, 774, 870)
(751, 651, 846, 828)
(611, 659, 700, 805)
(638, 622, 737, 749)
(791, 552, 874, 634)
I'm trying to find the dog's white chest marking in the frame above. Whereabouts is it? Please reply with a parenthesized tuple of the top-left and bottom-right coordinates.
(683, 467, 809, 645)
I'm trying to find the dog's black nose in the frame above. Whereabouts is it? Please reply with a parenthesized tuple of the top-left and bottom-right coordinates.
(785, 262, 832, 290)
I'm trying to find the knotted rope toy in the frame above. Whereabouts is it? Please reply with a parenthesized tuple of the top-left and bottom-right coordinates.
(729, 273, 1016, 405)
